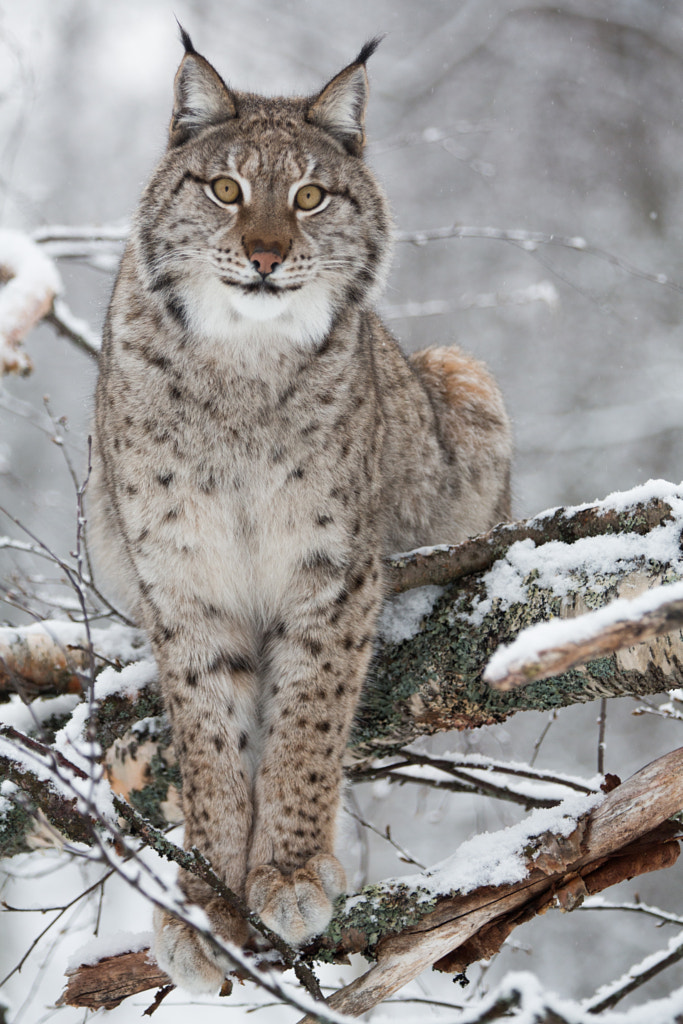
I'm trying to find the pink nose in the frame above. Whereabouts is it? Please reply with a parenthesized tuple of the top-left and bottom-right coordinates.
(250, 248, 281, 276)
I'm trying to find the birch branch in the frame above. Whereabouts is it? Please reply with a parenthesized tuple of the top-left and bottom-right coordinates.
(0, 229, 62, 375)
(485, 580, 683, 691)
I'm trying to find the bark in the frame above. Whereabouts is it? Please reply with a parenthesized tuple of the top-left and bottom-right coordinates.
(57, 747, 683, 1014)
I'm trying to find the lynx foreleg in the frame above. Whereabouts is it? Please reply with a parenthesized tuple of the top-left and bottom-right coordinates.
(152, 640, 258, 992)
(246, 579, 380, 945)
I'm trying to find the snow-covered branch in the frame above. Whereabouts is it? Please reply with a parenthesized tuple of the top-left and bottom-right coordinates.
(58, 747, 683, 1015)
(0, 229, 62, 375)
(3, 481, 683, 852)
(485, 580, 683, 691)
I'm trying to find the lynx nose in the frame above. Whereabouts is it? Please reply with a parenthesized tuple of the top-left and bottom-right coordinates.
(249, 246, 282, 278)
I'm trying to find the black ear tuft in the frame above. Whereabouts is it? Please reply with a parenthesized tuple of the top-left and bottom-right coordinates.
(175, 18, 196, 55)
(355, 36, 384, 66)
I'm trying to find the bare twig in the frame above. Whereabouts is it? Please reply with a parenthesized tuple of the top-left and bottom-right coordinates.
(394, 224, 683, 295)
(583, 929, 683, 1014)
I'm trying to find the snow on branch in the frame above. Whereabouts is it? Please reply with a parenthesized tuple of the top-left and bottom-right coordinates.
(485, 580, 683, 691)
(0, 229, 62, 375)
(3, 481, 683, 851)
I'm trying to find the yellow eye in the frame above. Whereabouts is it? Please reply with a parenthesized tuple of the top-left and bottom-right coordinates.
(211, 177, 241, 204)
(295, 184, 325, 211)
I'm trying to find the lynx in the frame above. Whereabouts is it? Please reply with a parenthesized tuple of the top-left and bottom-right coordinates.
(90, 30, 512, 993)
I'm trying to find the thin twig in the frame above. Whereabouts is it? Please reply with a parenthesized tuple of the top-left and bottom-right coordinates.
(394, 223, 683, 294)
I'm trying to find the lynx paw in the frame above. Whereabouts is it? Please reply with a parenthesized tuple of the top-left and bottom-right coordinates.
(246, 853, 346, 946)
(153, 904, 247, 995)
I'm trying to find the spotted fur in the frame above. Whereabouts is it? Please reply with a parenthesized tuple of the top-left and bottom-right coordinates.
(90, 32, 511, 994)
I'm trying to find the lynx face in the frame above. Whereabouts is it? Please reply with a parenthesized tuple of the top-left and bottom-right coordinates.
(133, 46, 392, 364)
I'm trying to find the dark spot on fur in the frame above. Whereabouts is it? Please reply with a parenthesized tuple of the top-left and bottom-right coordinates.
(286, 466, 304, 482)
(208, 649, 255, 675)
(214, 735, 224, 752)
(157, 471, 174, 488)
(316, 721, 331, 733)
(187, 671, 198, 687)
(238, 731, 248, 751)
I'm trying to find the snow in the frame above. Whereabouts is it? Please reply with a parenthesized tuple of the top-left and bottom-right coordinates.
(0, 619, 148, 666)
(0, 692, 82, 733)
(379, 788, 602, 899)
(66, 929, 153, 970)
(0, 228, 62, 373)
(484, 578, 683, 684)
(377, 585, 444, 643)
(465, 483, 683, 625)
(91, 657, 157, 700)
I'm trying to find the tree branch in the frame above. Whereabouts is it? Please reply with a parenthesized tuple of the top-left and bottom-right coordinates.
(58, 747, 683, 1014)
(485, 581, 683, 691)
(0, 229, 62, 376)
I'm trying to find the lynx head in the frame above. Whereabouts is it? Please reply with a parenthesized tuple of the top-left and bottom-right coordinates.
(134, 30, 391, 363)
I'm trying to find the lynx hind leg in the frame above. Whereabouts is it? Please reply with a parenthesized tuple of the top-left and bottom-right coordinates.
(409, 345, 512, 529)
(246, 854, 346, 946)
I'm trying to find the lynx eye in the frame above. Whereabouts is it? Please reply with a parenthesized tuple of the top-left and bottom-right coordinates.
(295, 184, 325, 211)
(211, 177, 242, 204)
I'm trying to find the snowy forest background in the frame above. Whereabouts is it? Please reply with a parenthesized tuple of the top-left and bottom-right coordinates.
(2, 0, 683, 1021)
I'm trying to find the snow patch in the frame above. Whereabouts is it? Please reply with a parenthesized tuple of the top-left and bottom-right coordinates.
(392, 788, 602, 898)
(465, 483, 683, 625)
(66, 930, 154, 970)
(377, 585, 444, 643)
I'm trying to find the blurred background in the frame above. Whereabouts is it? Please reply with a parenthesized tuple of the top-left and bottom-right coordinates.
(1, 1, 683, 1021)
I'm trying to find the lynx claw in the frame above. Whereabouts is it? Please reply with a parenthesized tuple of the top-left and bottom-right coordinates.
(246, 853, 346, 946)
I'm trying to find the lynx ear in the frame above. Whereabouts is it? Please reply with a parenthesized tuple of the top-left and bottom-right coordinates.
(307, 38, 381, 156)
(169, 27, 237, 147)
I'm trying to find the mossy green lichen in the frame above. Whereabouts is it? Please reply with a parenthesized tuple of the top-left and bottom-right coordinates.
(320, 882, 439, 962)
(0, 794, 34, 858)
(129, 749, 182, 828)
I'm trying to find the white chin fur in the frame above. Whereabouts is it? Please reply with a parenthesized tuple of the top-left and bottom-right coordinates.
(179, 274, 336, 370)
(228, 287, 294, 322)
